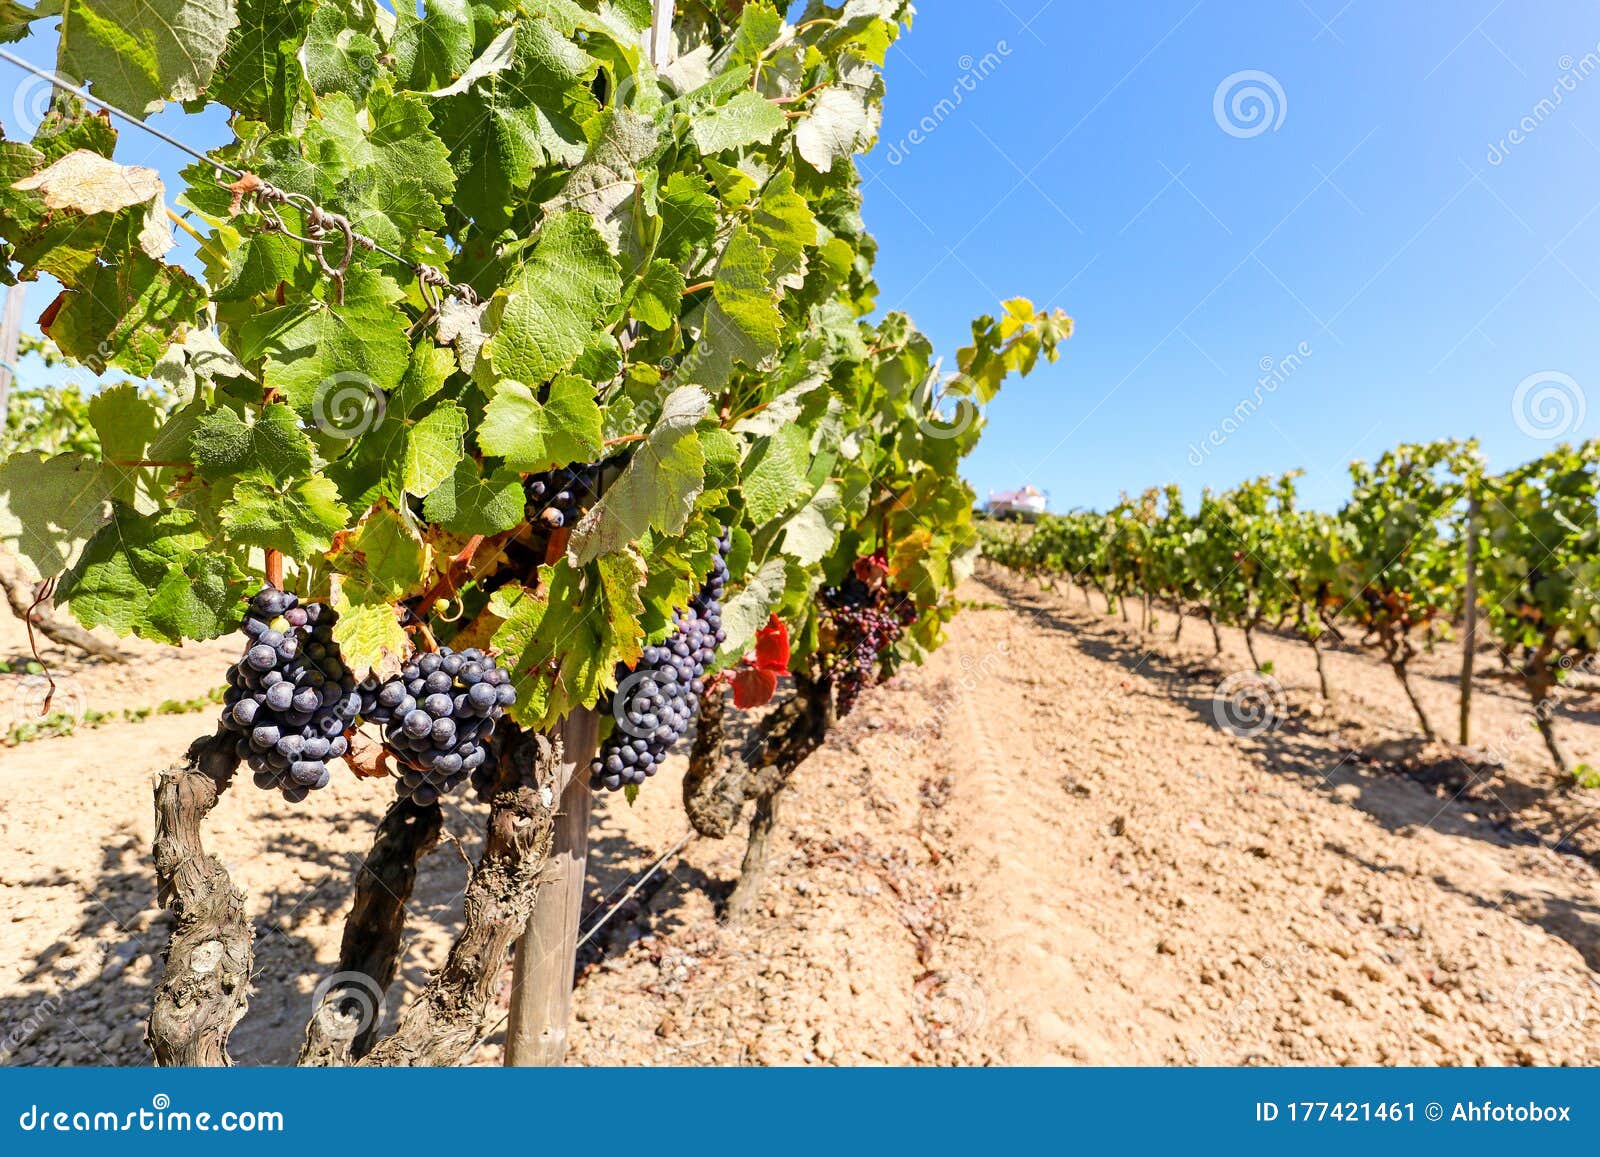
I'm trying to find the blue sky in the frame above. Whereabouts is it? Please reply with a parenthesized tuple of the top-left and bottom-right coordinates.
(5, 3, 1600, 512)
(862, 1, 1600, 511)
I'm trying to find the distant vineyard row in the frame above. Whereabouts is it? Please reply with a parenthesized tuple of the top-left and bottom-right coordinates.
(980, 439, 1600, 782)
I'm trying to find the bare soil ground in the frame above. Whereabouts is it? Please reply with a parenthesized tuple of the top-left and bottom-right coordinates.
(2, 566, 1598, 1066)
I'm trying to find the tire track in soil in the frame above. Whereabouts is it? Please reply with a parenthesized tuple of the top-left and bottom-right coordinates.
(937, 568, 1600, 1064)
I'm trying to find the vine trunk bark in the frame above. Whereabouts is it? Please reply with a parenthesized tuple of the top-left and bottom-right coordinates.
(148, 731, 249, 1066)
(683, 689, 744, 839)
(1389, 657, 1436, 738)
(1459, 493, 1481, 745)
(299, 797, 443, 1065)
(1310, 633, 1334, 702)
(723, 673, 834, 924)
(357, 730, 563, 1067)
(1243, 625, 1262, 672)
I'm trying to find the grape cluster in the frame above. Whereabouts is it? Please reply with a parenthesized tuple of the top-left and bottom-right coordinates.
(364, 647, 517, 806)
(823, 570, 917, 717)
(220, 588, 362, 803)
(524, 462, 605, 530)
(590, 533, 730, 792)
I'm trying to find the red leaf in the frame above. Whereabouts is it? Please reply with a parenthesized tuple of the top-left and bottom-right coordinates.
(853, 552, 889, 584)
(732, 667, 779, 709)
(753, 613, 790, 673)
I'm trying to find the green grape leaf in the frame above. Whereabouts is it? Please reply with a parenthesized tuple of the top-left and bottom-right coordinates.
(0, 451, 118, 577)
(331, 590, 411, 680)
(57, 0, 239, 113)
(304, 91, 456, 258)
(794, 86, 874, 173)
(422, 458, 526, 535)
(699, 426, 741, 494)
(681, 229, 784, 391)
(392, 0, 475, 91)
(689, 90, 787, 155)
(327, 501, 430, 602)
(751, 171, 818, 289)
(567, 386, 708, 565)
(740, 423, 812, 526)
(657, 171, 717, 265)
(209, 0, 310, 128)
(219, 474, 349, 558)
(490, 551, 645, 729)
(87, 384, 161, 466)
(542, 108, 660, 255)
(193, 402, 313, 483)
(40, 257, 205, 377)
(478, 376, 603, 472)
(1, 0, 43, 43)
(435, 17, 596, 227)
(718, 555, 790, 662)
(402, 400, 467, 498)
(483, 211, 622, 388)
(299, 0, 380, 100)
(239, 265, 411, 418)
(779, 481, 844, 566)
(629, 258, 686, 331)
(58, 504, 245, 642)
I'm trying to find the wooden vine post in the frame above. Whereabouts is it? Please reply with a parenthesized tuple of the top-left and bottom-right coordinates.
(504, 708, 599, 1065)
(501, 0, 675, 1069)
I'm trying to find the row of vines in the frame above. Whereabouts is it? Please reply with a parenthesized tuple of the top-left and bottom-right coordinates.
(0, 1, 1069, 1064)
(981, 439, 1600, 782)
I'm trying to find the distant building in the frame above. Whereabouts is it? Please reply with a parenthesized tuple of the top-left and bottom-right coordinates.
(986, 485, 1048, 521)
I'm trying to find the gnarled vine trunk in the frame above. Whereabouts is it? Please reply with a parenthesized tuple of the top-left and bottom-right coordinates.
(299, 797, 443, 1065)
(358, 730, 562, 1067)
(683, 690, 745, 839)
(1310, 632, 1334, 702)
(148, 731, 249, 1066)
(1390, 658, 1435, 737)
(723, 673, 834, 924)
(1243, 624, 1262, 672)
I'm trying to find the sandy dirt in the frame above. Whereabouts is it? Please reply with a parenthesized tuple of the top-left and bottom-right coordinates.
(2, 566, 1597, 1067)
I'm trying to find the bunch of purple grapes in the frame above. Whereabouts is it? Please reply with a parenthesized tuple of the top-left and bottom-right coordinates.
(590, 533, 729, 792)
(823, 573, 916, 717)
(524, 462, 605, 530)
(363, 647, 517, 806)
(220, 588, 362, 803)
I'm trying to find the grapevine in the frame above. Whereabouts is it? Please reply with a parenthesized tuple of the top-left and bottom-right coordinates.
(821, 555, 916, 717)
(0, 0, 1071, 1066)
